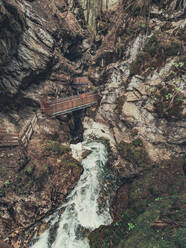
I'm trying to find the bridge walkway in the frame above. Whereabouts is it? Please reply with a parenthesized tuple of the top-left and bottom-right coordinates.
(40, 92, 98, 117)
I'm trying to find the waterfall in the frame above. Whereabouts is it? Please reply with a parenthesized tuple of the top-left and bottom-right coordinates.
(30, 141, 112, 248)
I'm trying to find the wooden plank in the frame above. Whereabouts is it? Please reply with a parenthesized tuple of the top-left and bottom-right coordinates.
(49, 92, 96, 105)
(0, 142, 19, 147)
(19, 122, 29, 138)
(42, 93, 98, 117)
(27, 126, 33, 141)
(31, 116, 37, 128)
(0, 140, 19, 143)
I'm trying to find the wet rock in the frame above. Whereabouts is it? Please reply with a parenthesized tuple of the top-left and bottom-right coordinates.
(111, 185, 128, 219)
(70, 142, 91, 162)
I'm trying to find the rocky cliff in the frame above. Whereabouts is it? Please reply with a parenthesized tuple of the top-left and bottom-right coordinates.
(0, 0, 185, 247)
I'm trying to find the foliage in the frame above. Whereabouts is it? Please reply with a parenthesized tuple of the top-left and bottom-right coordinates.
(4, 180, 10, 186)
(24, 166, 35, 176)
(130, 32, 182, 76)
(88, 157, 185, 248)
(45, 141, 71, 156)
(152, 83, 184, 120)
(118, 195, 186, 248)
(118, 139, 149, 168)
(128, 222, 135, 231)
(61, 158, 81, 169)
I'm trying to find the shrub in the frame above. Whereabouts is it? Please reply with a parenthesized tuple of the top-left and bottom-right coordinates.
(61, 158, 80, 168)
(153, 84, 184, 120)
(129, 32, 182, 76)
(45, 141, 71, 155)
(118, 139, 149, 168)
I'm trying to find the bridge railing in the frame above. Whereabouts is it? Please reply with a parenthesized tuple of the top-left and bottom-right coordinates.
(41, 92, 98, 117)
(49, 92, 96, 105)
(19, 113, 39, 148)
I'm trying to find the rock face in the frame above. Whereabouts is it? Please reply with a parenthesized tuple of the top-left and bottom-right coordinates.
(78, 0, 120, 32)
(0, 0, 55, 95)
(85, 1, 186, 247)
(0, 0, 86, 96)
(0, 116, 83, 247)
(0, 0, 87, 245)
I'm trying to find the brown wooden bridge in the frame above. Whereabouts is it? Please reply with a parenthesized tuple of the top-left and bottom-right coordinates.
(0, 91, 98, 149)
(40, 92, 98, 117)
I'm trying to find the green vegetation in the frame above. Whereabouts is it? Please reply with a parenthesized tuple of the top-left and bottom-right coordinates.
(152, 83, 184, 120)
(88, 157, 185, 248)
(130, 51, 149, 76)
(118, 195, 186, 248)
(45, 141, 71, 156)
(4, 180, 10, 186)
(130, 32, 182, 76)
(128, 222, 135, 231)
(61, 158, 81, 169)
(118, 138, 149, 168)
(24, 165, 35, 176)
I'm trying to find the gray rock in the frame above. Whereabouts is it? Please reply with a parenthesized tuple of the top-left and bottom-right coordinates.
(0, 0, 54, 95)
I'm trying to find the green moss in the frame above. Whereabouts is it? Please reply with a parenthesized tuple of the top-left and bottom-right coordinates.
(118, 195, 186, 248)
(88, 156, 185, 248)
(153, 84, 184, 120)
(132, 138, 143, 147)
(144, 34, 159, 56)
(164, 41, 181, 57)
(61, 158, 81, 168)
(45, 141, 71, 156)
(24, 165, 35, 176)
(118, 139, 149, 168)
(129, 32, 182, 76)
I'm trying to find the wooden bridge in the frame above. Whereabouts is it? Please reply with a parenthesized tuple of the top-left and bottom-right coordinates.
(40, 92, 98, 117)
(0, 91, 98, 149)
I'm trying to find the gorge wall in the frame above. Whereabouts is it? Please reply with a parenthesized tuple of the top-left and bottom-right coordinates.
(0, 0, 185, 247)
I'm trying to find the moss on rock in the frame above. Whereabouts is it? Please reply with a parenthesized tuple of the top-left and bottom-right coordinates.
(118, 194, 186, 248)
(118, 139, 149, 168)
(152, 83, 184, 120)
(88, 157, 185, 248)
(129, 32, 182, 77)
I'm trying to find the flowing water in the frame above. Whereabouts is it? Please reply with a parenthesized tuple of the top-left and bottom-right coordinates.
(30, 141, 112, 248)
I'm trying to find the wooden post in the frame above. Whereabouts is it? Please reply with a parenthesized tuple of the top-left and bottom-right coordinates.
(18, 134, 27, 154)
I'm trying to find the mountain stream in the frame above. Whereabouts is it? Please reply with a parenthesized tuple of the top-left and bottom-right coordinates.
(30, 141, 112, 248)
